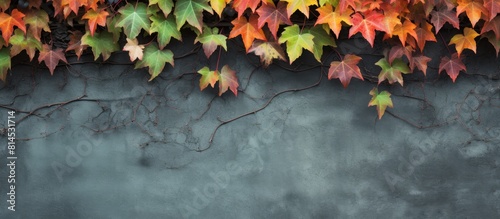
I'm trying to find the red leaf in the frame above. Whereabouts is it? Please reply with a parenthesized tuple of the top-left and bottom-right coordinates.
(218, 65, 239, 96)
(328, 54, 364, 88)
(38, 44, 68, 75)
(414, 21, 437, 51)
(411, 55, 432, 75)
(439, 53, 466, 82)
(0, 9, 26, 44)
(481, 16, 500, 40)
(233, 0, 261, 18)
(430, 9, 459, 33)
(66, 30, 88, 60)
(256, 2, 292, 40)
(484, 0, 500, 21)
(348, 11, 387, 47)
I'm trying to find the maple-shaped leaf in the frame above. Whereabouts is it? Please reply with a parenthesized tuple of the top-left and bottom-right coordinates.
(0, 47, 10, 82)
(337, 0, 357, 14)
(150, 14, 182, 50)
(82, 8, 109, 36)
(229, 14, 266, 52)
(481, 16, 500, 40)
(0, 9, 26, 44)
(197, 66, 219, 90)
(457, 0, 488, 27)
(382, 11, 402, 37)
(85, 0, 100, 11)
(210, 0, 230, 17)
(282, 0, 318, 18)
(375, 57, 411, 86)
(174, 0, 213, 32)
(195, 26, 227, 58)
(387, 45, 414, 65)
(38, 44, 68, 75)
(66, 30, 88, 59)
(279, 24, 314, 64)
(61, 0, 84, 16)
(328, 54, 364, 88)
(81, 30, 119, 61)
(123, 38, 145, 61)
(484, 0, 500, 21)
(348, 11, 387, 47)
(305, 25, 336, 62)
(23, 10, 50, 41)
(149, 0, 174, 17)
(9, 29, 41, 61)
(218, 64, 239, 96)
(233, 0, 261, 17)
(392, 19, 418, 46)
(248, 40, 287, 67)
(135, 43, 174, 81)
(116, 3, 150, 39)
(430, 9, 459, 33)
(0, 0, 9, 11)
(439, 53, 466, 82)
(410, 55, 432, 75)
(449, 27, 479, 56)
(315, 4, 353, 38)
(483, 32, 500, 56)
(256, 1, 292, 40)
(414, 21, 437, 51)
(368, 87, 393, 119)
(106, 15, 122, 41)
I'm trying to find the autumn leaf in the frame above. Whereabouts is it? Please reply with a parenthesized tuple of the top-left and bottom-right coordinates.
(387, 45, 413, 65)
(348, 11, 387, 47)
(38, 44, 68, 75)
(430, 9, 459, 33)
(305, 25, 336, 62)
(315, 4, 352, 38)
(481, 16, 500, 40)
(135, 43, 174, 81)
(439, 53, 466, 82)
(393, 19, 418, 46)
(279, 24, 314, 64)
(210, 0, 230, 17)
(123, 38, 145, 61)
(150, 14, 182, 49)
(106, 15, 122, 41)
(256, 1, 292, 40)
(484, 0, 500, 21)
(368, 87, 393, 119)
(218, 64, 239, 96)
(328, 54, 364, 88)
(382, 10, 402, 37)
(0, 47, 10, 81)
(449, 27, 479, 56)
(149, 0, 174, 17)
(248, 40, 287, 67)
(483, 32, 500, 56)
(410, 55, 432, 75)
(116, 3, 150, 39)
(281, 0, 318, 18)
(337, 0, 357, 14)
(66, 30, 87, 59)
(232, 0, 261, 17)
(375, 57, 411, 86)
(23, 10, 50, 41)
(0, 9, 26, 44)
(9, 29, 42, 61)
(414, 21, 437, 51)
(229, 14, 266, 52)
(81, 30, 119, 61)
(82, 8, 109, 36)
(0, 0, 10, 11)
(457, 0, 488, 27)
(195, 26, 227, 58)
(61, 0, 85, 16)
(174, 0, 213, 32)
(198, 66, 219, 90)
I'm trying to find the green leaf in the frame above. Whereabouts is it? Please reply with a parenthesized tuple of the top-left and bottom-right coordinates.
(0, 47, 10, 81)
(149, 0, 174, 17)
(278, 24, 315, 64)
(368, 87, 393, 119)
(135, 43, 174, 81)
(9, 29, 42, 61)
(174, 0, 213, 32)
(375, 57, 411, 86)
(305, 25, 336, 62)
(197, 66, 219, 90)
(150, 14, 182, 49)
(81, 30, 119, 61)
(116, 2, 150, 39)
(106, 15, 122, 41)
(194, 26, 227, 58)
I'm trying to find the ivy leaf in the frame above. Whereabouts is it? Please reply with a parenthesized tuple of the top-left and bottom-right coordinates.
(0, 9, 26, 43)
(66, 30, 87, 60)
(439, 53, 466, 82)
(256, 1, 292, 40)
(106, 15, 122, 41)
(481, 16, 500, 40)
(61, 0, 85, 16)
(195, 26, 227, 58)
(410, 55, 432, 76)
(430, 9, 459, 33)
(387, 45, 413, 66)
(315, 4, 352, 38)
(484, 0, 500, 21)
(135, 43, 174, 81)
(38, 44, 68, 75)
(392, 19, 418, 46)
(305, 25, 336, 62)
(174, 0, 213, 32)
(0, 47, 11, 81)
(375, 57, 411, 86)
(82, 8, 109, 36)
(456, 0, 488, 27)
(210, 0, 230, 17)
(282, 0, 318, 18)
(381, 11, 402, 37)
(198, 66, 219, 90)
(278, 24, 314, 64)
(449, 27, 479, 56)
(483, 32, 500, 56)
(123, 38, 145, 61)
(9, 29, 42, 61)
(0, 0, 10, 11)
(248, 40, 287, 67)
(149, 0, 174, 17)
(368, 87, 393, 119)
(116, 3, 150, 39)
(218, 64, 239, 96)
(229, 14, 266, 52)
(232, 0, 261, 17)
(23, 10, 50, 41)
(414, 21, 437, 51)
(348, 11, 387, 47)
(328, 54, 364, 88)
(81, 30, 119, 61)
(150, 14, 182, 49)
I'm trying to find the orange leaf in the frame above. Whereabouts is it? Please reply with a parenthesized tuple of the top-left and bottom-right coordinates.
(315, 4, 352, 38)
(82, 8, 109, 36)
(414, 21, 437, 51)
(457, 0, 488, 27)
(229, 14, 266, 52)
(328, 54, 364, 88)
(439, 53, 466, 82)
(38, 44, 68, 75)
(410, 55, 432, 76)
(233, 0, 261, 17)
(449, 27, 479, 56)
(393, 19, 418, 46)
(0, 9, 26, 44)
(348, 11, 387, 47)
